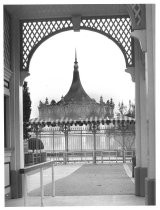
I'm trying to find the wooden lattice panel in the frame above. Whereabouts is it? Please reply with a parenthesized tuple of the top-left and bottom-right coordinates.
(21, 16, 134, 71)
(4, 10, 11, 70)
(21, 19, 73, 71)
(131, 4, 142, 26)
(80, 17, 133, 67)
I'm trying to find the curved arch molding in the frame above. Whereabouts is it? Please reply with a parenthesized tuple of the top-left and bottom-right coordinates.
(20, 5, 145, 72)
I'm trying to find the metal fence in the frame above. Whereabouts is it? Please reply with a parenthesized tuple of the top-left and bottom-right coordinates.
(24, 125, 135, 166)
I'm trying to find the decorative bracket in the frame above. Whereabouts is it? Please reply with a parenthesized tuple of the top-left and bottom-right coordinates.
(20, 71, 30, 86)
(131, 30, 147, 52)
(125, 67, 135, 82)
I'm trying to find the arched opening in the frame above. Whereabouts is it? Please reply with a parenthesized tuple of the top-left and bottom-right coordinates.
(26, 30, 135, 118)
(24, 29, 135, 197)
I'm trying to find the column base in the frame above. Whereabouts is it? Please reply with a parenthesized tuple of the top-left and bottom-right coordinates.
(140, 167, 148, 196)
(10, 170, 22, 199)
(145, 178, 156, 205)
(134, 167, 147, 196)
(134, 166, 140, 196)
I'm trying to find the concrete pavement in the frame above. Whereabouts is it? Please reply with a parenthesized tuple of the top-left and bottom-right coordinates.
(5, 162, 145, 206)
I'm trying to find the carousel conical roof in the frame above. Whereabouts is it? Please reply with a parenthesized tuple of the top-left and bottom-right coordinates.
(63, 50, 93, 104)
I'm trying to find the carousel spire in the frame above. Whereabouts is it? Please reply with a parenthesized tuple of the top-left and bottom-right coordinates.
(75, 48, 77, 62)
(74, 48, 78, 71)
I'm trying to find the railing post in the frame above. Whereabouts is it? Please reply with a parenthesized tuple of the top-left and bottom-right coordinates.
(36, 129, 39, 164)
(40, 168, 44, 206)
(101, 151, 103, 163)
(116, 151, 118, 163)
(51, 164, 55, 197)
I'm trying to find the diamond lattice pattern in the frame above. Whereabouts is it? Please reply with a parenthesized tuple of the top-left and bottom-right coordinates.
(22, 17, 133, 71)
(4, 11, 11, 70)
(22, 19, 73, 70)
(80, 17, 133, 66)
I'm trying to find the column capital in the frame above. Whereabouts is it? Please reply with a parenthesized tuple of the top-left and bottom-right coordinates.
(131, 29, 147, 52)
(20, 71, 30, 86)
(125, 67, 135, 82)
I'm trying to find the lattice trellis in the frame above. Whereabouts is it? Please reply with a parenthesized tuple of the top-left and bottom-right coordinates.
(21, 19, 73, 71)
(4, 10, 11, 70)
(131, 4, 142, 26)
(21, 16, 134, 71)
(80, 17, 133, 67)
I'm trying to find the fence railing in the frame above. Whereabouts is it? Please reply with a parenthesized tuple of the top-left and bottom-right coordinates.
(24, 127, 135, 166)
(20, 160, 55, 206)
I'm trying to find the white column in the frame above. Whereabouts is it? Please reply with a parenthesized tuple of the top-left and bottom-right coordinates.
(145, 5, 155, 180)
(132, 34, 148, 169)
(132, 37, 148, 196)
(10, 17, 24, 171)
(9, 17, 24, 198)
(144, 5, 155, 205)
(134, 39, 141, 168)
(139, 53, 148, 169)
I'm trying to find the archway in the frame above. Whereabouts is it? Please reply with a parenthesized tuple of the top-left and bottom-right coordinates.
(24, 27, 136, 199)
(26, 29, 134, 119)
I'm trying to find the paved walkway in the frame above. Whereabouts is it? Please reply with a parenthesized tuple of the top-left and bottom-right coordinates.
(5, 195, 145, 206)
(5, 163, 145, 206)
(29, 163, 134, 196)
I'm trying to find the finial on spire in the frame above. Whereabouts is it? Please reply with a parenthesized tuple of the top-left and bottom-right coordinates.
(74, 48, 78, 71)
(75, 48, 77, 62)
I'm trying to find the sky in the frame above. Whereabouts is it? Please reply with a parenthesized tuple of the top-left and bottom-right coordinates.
(25, 30, 135, 119)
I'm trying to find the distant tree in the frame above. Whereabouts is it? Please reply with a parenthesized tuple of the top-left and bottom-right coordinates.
(117, 100, 135, 118)
(23, 81, 32, 140)
(125, 100, 135, 118)
(115, 100, 135, 162)
(28, 138, 44, 153)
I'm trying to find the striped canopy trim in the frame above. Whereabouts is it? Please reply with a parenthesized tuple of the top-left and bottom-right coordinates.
(28, 116, 135, 127)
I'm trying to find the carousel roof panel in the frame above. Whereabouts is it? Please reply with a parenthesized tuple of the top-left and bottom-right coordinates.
(63, 66, 93, 104)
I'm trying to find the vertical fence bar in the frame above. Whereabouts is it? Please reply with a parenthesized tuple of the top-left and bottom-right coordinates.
(122, 132, 125, 163)
(36, 130, 39, 164)
(81, 129, 82, 161)
(40, 131, 42, 163)
(51, 164, 55, 197)
(101, 151, 103, 163)
(53, 129, 54, 162)
(40, 168, 44, 206)
(93, 130, 96, 164)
